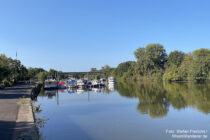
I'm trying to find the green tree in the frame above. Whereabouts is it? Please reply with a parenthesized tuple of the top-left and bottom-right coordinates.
(134, 44, 167, 80)
(37, 72, 47, 83)
(27, 67, 45, 80)
(191, 48, 210, 81)
(0, 54, 31, 87)
(48, 69, 58, 79)
(178, 53, 193, 81)
(100, 65, 113, 78)
(134, 47, 146, 60)
(0, 55, 10, 82)
(163, 51, 185, 81)
(114, 61, 136, 79)
(144, 44, 167, 73)
(90, 68, 98, 72)
(166, 51, 185, 68)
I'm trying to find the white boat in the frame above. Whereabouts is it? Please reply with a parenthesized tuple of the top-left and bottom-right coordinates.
(44, 78, 58, 89)
(100, 78, 106, 86)
(77, 79, 85, 88)
(92, 79, 100, 87)
(108, 77, 116, 84)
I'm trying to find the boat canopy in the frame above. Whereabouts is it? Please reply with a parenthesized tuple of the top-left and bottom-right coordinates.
(59, 81, 65, 85)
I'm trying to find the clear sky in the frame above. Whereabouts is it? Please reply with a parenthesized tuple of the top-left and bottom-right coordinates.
(0, 0, 210, 72)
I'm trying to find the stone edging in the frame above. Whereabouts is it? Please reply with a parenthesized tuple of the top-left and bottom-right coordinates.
(13, 93, 38, 140)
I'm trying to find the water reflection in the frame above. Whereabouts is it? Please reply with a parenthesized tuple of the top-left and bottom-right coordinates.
(116, 81, 210, 118)
(163, 82, 210, 114)
(116, 82, 169, 118)
(38, 82, 210, 118)
(39, 87, 111, 102)
(107, 84, 116, 91)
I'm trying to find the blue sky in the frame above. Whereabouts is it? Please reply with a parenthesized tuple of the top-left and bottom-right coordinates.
(0, 0, 210, 71)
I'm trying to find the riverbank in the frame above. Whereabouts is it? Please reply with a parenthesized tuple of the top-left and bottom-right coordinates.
(0, 83, 38, 140)
(116, 76, 210, 83)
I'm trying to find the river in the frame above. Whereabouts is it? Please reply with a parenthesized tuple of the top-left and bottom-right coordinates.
(35, 82, 210, 140)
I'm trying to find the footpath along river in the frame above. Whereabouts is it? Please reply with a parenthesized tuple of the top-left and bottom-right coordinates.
(0, 82, 38, 140)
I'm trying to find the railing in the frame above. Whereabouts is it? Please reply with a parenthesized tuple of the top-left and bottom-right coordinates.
(58, 72, 103, 75)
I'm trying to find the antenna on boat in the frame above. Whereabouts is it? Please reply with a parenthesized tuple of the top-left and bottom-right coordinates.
(16, 49, 18, 60)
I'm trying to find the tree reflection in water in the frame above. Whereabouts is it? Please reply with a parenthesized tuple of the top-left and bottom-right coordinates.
(116, 81, 210, 118)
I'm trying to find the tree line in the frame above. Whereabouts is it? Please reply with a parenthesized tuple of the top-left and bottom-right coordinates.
(0, 54, 63, 88)
(110, 44, 210, 82)
(0, 54, 27, 88)
(1, 43, 209, 88)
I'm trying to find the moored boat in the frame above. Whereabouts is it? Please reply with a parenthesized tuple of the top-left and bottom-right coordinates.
(66, 79, 77, 88)
(44, 78, 58, 89)
(108, 77, 116, 84)
(58, 80, 66, 89)
(92, 79, 100, 87)
(100, 78, 106, 86)
(77, 79, 85, 88)
(86, 80, 92, 87)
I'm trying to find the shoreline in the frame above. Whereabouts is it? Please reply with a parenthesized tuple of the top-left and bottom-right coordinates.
(116, 77, 210, 83)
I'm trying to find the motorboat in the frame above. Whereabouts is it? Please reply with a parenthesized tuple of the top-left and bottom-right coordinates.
(100, 78, 106, 86)
(58, 80, 66, 89)
(86, 80, 92, 87)
(66, 79, 77, 88)
(108, 77, 116, 84)
(77, 79, 86, 88)
(92, 79, 100, 87)
(44, 78, 58, 89)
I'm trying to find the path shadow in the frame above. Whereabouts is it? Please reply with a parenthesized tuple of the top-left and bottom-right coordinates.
(0, 83, 32, 99)
(0, 120, 37, 140)
(1, 87, 31, 91)
(0, 121, 16, 140)
(0, 93, 30, 99)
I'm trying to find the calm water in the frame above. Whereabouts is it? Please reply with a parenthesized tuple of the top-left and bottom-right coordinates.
(35, 82, 210, 140)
